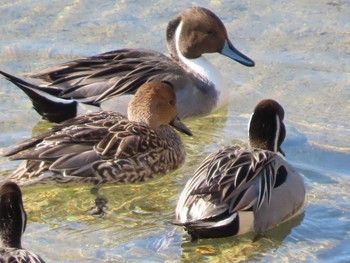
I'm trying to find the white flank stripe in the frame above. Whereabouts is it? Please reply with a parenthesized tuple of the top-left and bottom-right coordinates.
(213, 213, 237, 227)
(28, 86, 74, 104)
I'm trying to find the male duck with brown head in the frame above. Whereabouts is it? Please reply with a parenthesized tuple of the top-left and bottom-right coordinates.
(0, 181, 45, 262)
(175, 99, 306, 239)
(0, 6, 254, 122)
(2, 82, 192, 185)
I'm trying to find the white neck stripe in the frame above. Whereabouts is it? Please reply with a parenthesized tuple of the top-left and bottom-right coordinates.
(274, 115, 280, 153)
(247, 112, 254, 147)
(174, 21, 229, 109)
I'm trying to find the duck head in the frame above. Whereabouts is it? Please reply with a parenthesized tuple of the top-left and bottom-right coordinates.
(167, 6, 255, 67)
(128, 82, 193, 136)
(0, 181, 27, 249)
(248, 99, 286, 155)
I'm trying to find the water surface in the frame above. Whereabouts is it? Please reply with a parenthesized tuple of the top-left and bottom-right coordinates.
(0, 0, 349, 262)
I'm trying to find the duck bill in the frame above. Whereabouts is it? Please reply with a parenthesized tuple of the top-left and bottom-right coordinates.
(170, 117, 193, 136)
(220, 39, 255, 67)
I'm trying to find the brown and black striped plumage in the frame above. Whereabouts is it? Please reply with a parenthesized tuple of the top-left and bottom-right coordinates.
(175, 99, 306, 239)
(3, 82, 192, 185)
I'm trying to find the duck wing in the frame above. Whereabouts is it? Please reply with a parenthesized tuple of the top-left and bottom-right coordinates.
(2, 111, 122, 158)
(27, 49, 189, 104)
(5, 111, 168, 183)
(5, 112, 126, 181)
(176, 146, 284, 223)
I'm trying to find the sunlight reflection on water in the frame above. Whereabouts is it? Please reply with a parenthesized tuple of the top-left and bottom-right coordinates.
(0, 0, 349, 262)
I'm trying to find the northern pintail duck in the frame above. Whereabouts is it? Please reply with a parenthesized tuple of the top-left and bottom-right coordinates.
(0, 181, 45, 262)
(2, 82, 192, 185)
(174, 99, 306, 239)
(0, 6, 254, 123)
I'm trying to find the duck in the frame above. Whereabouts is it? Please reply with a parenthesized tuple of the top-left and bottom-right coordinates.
(0, 6, 254, 123)
(0, 181, 46, 262)
(2, 81, 192, 185)
(174, 99, 306, 239)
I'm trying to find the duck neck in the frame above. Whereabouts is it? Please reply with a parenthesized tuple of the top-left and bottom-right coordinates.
(166, 19, 229, 111)
(0, 194, 25, 248)
(0, 231, 22, 249)
(248, 113, 283, 153)
(156, 125, 178, 138)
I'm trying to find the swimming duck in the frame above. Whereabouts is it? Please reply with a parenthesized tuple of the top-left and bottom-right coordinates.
(2, 82, 192, 185)
(174, 99, 306, 239)
(0, 6, 254, 123)
(0, 181, 45, 262)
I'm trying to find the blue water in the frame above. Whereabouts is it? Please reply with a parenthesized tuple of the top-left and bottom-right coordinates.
(0, 0, 349, 262)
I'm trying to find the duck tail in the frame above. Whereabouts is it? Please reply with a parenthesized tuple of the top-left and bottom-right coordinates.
(172, 213, 240, 239)
(0, 70, 77, 122)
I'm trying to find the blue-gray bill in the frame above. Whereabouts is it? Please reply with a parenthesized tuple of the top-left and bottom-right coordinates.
(220, 40, 255, 67)
(170, 117, 193, 136)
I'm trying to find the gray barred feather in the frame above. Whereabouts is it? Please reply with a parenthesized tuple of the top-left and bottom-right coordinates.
(27, 49, 189, 104)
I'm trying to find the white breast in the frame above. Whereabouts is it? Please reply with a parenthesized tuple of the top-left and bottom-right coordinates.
(174, 21, 229, 110)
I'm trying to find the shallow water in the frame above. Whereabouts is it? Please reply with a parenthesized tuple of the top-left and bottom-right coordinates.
(0, 0, 349, 262)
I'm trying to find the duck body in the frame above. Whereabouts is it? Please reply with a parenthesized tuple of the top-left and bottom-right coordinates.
(175, 99, 306, 239)
(3, 82, 191, 185)
(0, 181, 45, 262)
(4, 112, 185, 185)
(0, 7, 254, 122)
(28, 48, 219, 119)
(175, 146, 305, 239)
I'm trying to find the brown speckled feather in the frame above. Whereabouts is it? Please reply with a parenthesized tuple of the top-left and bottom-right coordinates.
(5, 111, 186, 185)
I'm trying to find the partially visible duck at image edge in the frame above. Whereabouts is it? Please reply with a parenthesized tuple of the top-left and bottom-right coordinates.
(0, 181, 45, 262)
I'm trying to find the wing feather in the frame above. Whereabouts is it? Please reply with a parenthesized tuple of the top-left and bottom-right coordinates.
(177, 146, 282, 224)
(28, 49, 188, 104)
(2, 112, 146, 179)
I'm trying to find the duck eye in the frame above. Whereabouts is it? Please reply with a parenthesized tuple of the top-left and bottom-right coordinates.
(169, 100, 175, 106)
